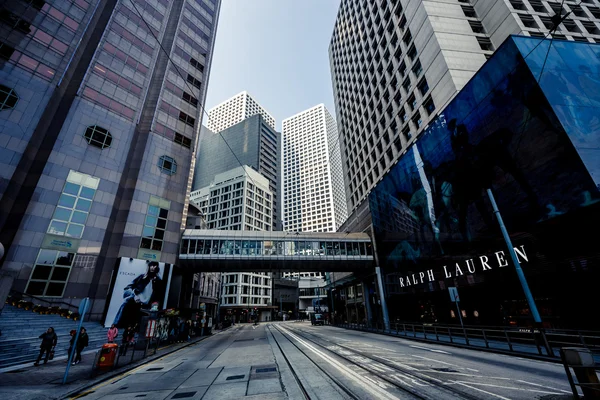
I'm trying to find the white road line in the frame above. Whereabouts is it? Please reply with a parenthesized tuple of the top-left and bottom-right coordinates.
(377, 357, 419, 371)
(409, 345, 451, 354)
(456, 381, 563, 395)
(411, 355, 458, 367)
(279, 325, 400, 400)
(516, 380, 573, 394)
(453, 382, 512, 400)
(410, 345, 433, 351)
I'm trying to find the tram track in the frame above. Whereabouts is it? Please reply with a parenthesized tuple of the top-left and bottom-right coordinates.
(268, 324, 361, 400)
(274, 323, 482, 400)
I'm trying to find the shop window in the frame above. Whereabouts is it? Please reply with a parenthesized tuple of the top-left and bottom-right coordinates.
(158, 155, 177, 175)
(0, 84, 18, 111)
(26, 249, 75, 297)
(84, 125, 112, 149)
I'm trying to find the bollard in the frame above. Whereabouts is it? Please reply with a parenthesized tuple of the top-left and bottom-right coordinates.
(561, 347, 600, 399)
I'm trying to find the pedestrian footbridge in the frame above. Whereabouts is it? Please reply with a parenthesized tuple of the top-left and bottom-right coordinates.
(179, 229, 375, 272)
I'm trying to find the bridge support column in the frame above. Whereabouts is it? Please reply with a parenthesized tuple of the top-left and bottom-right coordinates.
(362, 281, 373, 327)
(370, 224, 390, 331)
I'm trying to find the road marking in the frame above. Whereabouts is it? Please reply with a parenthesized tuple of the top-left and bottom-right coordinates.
(453, 382, 511, 399)
(278, 325, 401, 400)
(516, 380, 573, 394)
(409, 345, 450, 354)
(377, 356, 419, 371)
(455, 381, 563, 395)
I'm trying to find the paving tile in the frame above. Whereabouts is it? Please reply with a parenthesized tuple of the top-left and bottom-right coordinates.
(96, 389, 173, 399)
(179, 367, 222, 388)
(108, 380, 180, 394)
(166, 386, 208, 400)
(246, 377, 282, 395)
(212, 366, 250, 385)
(201, 382, 247, 400)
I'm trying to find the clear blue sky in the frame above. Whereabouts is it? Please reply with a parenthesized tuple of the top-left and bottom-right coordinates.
(203, 0, 341, 130)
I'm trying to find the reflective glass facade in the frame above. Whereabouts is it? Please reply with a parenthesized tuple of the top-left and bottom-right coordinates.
(369, 36, 600, 330)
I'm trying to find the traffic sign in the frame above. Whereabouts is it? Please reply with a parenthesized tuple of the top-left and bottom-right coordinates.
(448, 287, 460, 303)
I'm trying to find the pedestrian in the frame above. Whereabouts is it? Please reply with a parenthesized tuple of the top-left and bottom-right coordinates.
(72, 327, 89, 365)
(107, 324, 119, 343)
(34, 327, 57, 366)
(119, 326, 131, 356)
(67, 329, 76, 361)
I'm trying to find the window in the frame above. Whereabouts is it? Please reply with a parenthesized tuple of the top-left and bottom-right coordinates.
(190, 58, 204, 73)
(140, 197, 170, 252)
(84, 125, 112, 149)
(25, 249, 75, 297)
(179, 111, 195, 127)
(174, 132, 192, 148)
(186, 73, 201, 89)
(48, 171, 99, 239)
(158, 155, 177, 175)
(182, 91, 198, 107)
(0, 85, 18, 111)
(0, 42, 15, 60)
(0, 9, 31, 33)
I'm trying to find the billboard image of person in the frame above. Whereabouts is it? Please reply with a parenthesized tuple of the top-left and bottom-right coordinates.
(105, 258, 172, 328)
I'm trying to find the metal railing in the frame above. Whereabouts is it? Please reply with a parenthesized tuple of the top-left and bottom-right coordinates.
(7, 290, 80, 314)
(335, 321, 600, 363)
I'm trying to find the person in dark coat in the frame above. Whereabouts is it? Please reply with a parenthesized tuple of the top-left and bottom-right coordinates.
(34, 327, 57, 366)
(113, 262, 165, 328)
(119, 326, 132, 356)
(72, 327, 89, 365)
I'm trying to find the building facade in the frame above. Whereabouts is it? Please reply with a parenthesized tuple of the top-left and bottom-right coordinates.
(193, 114, 282, 230)
(191, 165, 274, 322)
(206, 90, 276, 133)
(329, 0, 600, 214)
(0, 0, 221, 322)
(369, 36, 600, 330)
(282, 104, 347, 233)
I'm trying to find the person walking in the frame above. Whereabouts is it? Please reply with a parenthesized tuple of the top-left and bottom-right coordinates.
(34, 327, 57, 366)
(72, 327, 89, 365)
(67, 329, 76, 361)
(119, 326, 131, 356)
(107, 324, 119, 343)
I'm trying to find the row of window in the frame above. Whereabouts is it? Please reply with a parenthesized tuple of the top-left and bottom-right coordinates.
(181, 239, 374, 257)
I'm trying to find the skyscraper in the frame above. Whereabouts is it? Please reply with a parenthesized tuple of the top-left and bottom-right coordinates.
(329, 0, 599, 214)
(282, 104, 347, 233)
(0, 0, 221, 321)
(206, 90, 276, 133)
(190, 166, 274, 322)
(193, 113, 282, 231)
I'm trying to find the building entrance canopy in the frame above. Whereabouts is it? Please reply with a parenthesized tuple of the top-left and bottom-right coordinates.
(179, 229, 374, 272)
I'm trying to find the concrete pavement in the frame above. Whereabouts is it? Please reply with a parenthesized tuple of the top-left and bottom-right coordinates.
(1, 322, 583, 399)
(0, 332, 223, 400)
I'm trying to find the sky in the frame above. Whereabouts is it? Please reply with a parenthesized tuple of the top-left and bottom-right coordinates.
(202, 0, 341, 130)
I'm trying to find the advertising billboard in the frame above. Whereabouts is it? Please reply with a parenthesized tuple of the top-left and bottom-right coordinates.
(104, 258, 173, 328)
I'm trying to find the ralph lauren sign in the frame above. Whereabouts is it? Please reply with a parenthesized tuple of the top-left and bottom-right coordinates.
(399, 245, 529, 287)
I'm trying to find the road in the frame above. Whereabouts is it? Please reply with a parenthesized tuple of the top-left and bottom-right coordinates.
(70, 322, 577, 400)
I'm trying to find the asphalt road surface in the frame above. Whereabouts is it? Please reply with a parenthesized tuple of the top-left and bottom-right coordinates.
(70, 322, 577, 400)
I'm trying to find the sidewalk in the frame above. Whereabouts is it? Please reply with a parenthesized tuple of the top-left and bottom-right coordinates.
(0, 330, 228, 400)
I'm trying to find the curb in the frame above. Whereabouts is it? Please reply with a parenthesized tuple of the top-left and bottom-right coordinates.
(63, 327, 233, 399)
